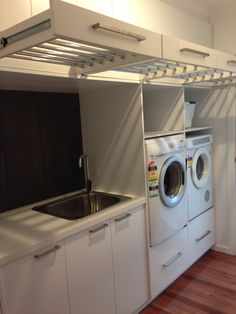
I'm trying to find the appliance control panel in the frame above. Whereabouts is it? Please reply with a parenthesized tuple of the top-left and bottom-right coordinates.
(186, 134, 213, 149)
(145, 134, 185, 157)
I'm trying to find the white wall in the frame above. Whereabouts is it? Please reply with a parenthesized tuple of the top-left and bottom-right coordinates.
(0, 0, 212, 47)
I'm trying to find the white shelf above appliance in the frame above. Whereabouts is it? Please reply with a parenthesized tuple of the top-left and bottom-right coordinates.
(144, 130, 185, 139)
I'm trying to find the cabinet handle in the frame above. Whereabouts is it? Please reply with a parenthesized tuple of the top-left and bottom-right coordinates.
(89, 223, 108, 234)
(162, 252, 183, 267)
(34, 245, 61, 259)
(92, 22, 146, 42)
(180, 48, 210, 58)
(227, 60, 236, 66)
(115, 213, 131, 222)
(196, 230, 211, 242)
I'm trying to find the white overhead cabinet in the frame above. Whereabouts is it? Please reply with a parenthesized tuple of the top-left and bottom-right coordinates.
(162, 35, 217, 68)
(0, 242, 70, 314)
(0, 0, 162, 76)
(216, 51, 236, 72)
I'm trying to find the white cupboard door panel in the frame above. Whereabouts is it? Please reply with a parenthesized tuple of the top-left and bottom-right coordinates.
(31, 0, 50, 15)
(111, 206, 149, 314)
(53, 1, 162, 59)
(188, 208, 215, 265)
(65, 221, 116, 314)
(216, 51, 236, 72)
(149, 226, 189, 298)
(0, 242, 69, 314)
(0, 0, 31, 31)
(163, 35, 217, 68)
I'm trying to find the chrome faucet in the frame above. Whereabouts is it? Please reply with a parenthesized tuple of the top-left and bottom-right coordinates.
(79, 154, 92, 193)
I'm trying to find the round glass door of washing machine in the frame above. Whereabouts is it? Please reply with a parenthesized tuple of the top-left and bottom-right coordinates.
(159, 156, 186, 208)
(192, 147, 211, 189)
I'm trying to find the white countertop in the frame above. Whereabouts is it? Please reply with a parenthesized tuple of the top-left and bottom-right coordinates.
(0, 192, 145, 266)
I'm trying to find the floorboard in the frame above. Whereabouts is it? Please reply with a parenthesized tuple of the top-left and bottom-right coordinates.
(140, 250, 236, 314)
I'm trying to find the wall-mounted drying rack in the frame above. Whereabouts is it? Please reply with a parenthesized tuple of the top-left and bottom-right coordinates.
(0, 0, 235, 87)
(117, 59, 236, 86)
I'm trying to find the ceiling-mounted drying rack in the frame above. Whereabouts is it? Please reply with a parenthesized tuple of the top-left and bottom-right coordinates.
(0, 0, 236, 87)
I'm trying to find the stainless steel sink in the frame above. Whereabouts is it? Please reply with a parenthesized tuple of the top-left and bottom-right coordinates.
(32, 191, 131, 220)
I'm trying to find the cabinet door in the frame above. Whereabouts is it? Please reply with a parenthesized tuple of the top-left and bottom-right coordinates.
(111, 206, 149, 314)
(163, 35, 217, 68)
(216, 51, 236, 72)
(0, 242, 69, 314)
(0, 0, 31, 31)
(65, 221, 116, 314)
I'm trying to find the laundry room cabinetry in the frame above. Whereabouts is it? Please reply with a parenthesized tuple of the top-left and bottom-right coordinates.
(111, 205, 149, 314)
(149, 226, 189, 298)
(188, 208, 215, 265)
(0, 241, 70, 314)
(162, 35, 217, 68)
(216, 51, 236, 72)
(65, 205, 148, 314)
(65, 219, 116, 314)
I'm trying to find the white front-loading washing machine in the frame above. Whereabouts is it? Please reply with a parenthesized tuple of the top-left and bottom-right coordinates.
(186, 134, 213, 221)
(145, 134, 188, 246)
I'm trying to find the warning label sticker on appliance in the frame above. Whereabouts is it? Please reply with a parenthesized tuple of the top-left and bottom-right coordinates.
(148, 180, 159, 198)
(187, 157, 192, 168)
(147, 160, 158, 181)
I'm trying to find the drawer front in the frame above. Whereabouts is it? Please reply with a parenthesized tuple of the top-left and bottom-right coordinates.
(189, 208, 215, 265)
(162, 35, 217, 68)
(216, 51, 236, 72)
(54, 1, 162, 59)
(149, 226, 189, 298)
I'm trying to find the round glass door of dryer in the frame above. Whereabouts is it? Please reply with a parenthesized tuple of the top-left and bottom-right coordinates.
(192, 147, 211, 189)
(159, 156, 186, 207)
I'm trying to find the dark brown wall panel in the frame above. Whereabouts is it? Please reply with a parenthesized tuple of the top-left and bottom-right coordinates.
(0, 90, 84, 212)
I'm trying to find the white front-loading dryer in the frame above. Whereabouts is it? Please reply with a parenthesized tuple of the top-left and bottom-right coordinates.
(145, 134, 188, 247)
(186, 134, 213, 221)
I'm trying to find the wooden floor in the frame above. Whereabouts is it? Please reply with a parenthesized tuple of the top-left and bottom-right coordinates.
(140, 250, 236, 314)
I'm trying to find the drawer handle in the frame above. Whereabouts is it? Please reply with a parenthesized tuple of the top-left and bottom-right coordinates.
(227, 60, 236, 66)
(196, 230, 211, 242)
(34, 245, 61, 259)
(162, 252, 183, 267)
(92, 22, 146, 42)
(180, 48, 210, 58)
(115, 213, 131, 222)
(89, 223, 109, 234)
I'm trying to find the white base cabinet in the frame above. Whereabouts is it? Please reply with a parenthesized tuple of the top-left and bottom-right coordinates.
(149, 226, 189, 298)
(111, 207, 149, 314)
(188, 208, 215, 265)
(0, 241, 70, 314)
(65, 220, 116, 314)
(0, 205, 148, 314)
(65, 205, 148, 314)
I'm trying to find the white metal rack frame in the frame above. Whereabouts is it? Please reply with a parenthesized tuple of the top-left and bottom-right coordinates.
(0, 0, 235, 86)
(0, 0, 160, 75)
(118, 59, 236, 86)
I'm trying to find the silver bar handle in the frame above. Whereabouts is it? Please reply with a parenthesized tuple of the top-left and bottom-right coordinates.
(227, 60, 236, 66)
(89, 223, 109, 234)
(115, 213, 131, 222)
(162, 252, 183, 267)
(92, 22, 146, 42)
(180, 48, 210, 58)
(196, 230, 211, 242)
(34, 245, 61, 259)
